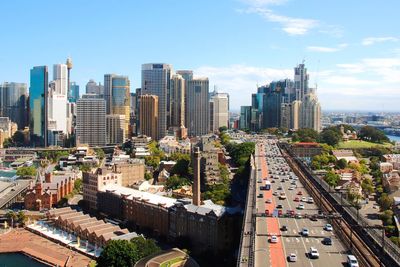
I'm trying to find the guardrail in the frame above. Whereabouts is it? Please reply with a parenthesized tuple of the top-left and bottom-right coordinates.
(280, 142, 400, 267)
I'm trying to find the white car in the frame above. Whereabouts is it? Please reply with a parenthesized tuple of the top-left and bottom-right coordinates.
(297, 204, 305, 210)
(309, 247, 319, 259)
(347, 255, 359, 267)
(324, 224, 333, 231)
(301, 228, 309, 236)
(288, 253, 297, 262)
(307, 197, 314, 203)
(288, 186, 295, 190)
(301, 197, 307, 202)
(270, 235, 278, 243)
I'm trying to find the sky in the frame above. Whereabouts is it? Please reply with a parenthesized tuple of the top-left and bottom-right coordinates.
(0, 0, 399, 112)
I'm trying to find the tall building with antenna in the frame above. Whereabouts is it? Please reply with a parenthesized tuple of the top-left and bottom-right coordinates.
(294, 62, 309, 101)
(66, 57, 73, 97)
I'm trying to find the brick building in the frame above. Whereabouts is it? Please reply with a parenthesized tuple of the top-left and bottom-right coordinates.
(25, 171, 76, 210)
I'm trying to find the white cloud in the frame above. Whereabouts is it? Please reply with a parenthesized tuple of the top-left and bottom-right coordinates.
(307, 43, 347, 53)
(362, 37, 398, 46)
(245, 7, 318, 35)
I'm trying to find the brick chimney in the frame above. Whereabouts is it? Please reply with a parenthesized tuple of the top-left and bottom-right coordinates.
(45, 172, 52, 183)
(192, 147, 201, 206)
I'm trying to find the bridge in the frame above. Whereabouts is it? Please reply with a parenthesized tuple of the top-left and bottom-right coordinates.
(0, 180, 31, 209)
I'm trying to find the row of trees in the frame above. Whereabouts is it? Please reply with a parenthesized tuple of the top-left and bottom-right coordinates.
(5, 210, 27, 227)
(97, 237, 161, 267)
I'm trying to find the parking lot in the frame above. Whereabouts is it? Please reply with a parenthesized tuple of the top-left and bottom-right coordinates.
(255, 140, 350, 266)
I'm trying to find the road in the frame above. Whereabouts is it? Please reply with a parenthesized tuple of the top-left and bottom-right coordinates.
(254, 139, 349, 267)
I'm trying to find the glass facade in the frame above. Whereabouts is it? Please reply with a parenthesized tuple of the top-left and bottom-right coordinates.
(68, 82, 80, 103)
(29, 66, 48, 146)
(0, 82, 28, 129)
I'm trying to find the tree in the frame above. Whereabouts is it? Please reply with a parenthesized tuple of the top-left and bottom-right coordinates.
(145, 156, 160, 169)
(335, 158, 348, 169)
(97, 240, 139, 267)
(130, 236, 161, 260)
(319, 128, 342, 146)
(79, 164, 92, 173)
(144, 172, 153, 181)
(324, 171, 340, 187)
(380, 210, 394, 226)
(293, 128, 319, 142)
(12, 131, 26, 146)
(95, 148, 105, 160)
(379, 194, 394, 210)
(5, 210, 17, 227)
(218, 126, 228, 133)
(170, 154, 191, 178)
(358, 126, 389, 143)
(74, 178, 83, 193)
(203, 183, 231, 205)
(16, 211, 27, 226)
(2, 138, 12, 148)
(16, 166, 36, 178)
(361, 178, 374, 195)
(165, 175, 190, 190)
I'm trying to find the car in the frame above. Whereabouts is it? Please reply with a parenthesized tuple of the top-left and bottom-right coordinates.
(281, 179, 285, 182)
(291, 181, 296, 185)
(294, 197, 300, 202)
(307, 197, 314, 203)
(257, 193, 263, 198)
(265, 199, 272, 203)
(297, 191, 303, 195)
(310, 215, 318, 221)
(295, 213, 303, 219)
(324, 224, 333, 231)
(323, 237, 333, 245)
(309, 247, 319, 259)
(271, 180, 275, 183)
(276, 204, 283, 209)
(273, 192, 278, 196)
(270, 235, 278, 243)
(288, 253, 297, 262)
(288, 186, 295, 190)
(280, 225, 288, 231)
(301, 228, 309, 236)
(301, 197, 307, 202)
(347, 255, 359, 267)
(257, 179, 262, 183)
(277, 186, 282, 190)
(279, 193, 287, 200)
(297, 204, 305, 210)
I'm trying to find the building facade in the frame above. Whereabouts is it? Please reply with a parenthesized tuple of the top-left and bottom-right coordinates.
(106, 114, 126, 145)
(209, 91, 229, 132)
(76, 94, 106, 146)
(86, 79, 104, 95)
(299, 92, 321, 132)
(68, 82, 80, 103)
(186, 78, 209, 136)
(169, 74, 185, 131)
(0, 82, 28, 129)
(139, 94, 159, 141)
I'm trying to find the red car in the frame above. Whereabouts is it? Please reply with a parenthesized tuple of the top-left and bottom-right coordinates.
(265, 209, 270, 216)
(294, 197, 300, 202)
(278, 210, 283, 216)
(297, 191, 303, 195)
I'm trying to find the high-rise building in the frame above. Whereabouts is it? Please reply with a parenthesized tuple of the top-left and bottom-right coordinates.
(66, 57, 73, 97)
(52, 64, 68, 95)
(0, 82, 28, 129)
(29, 66, 48, 146)
(169, 74, 185, 129)
(209, 90, 229, 132)
(186, 78, 209, 137)
(76, 94, 106, 146)
(176, 70, 193, 81)
(141, 63, 172, 139)
(291, 100, 301, 130)
(104, 74, 130, 135)
(86, 79, 104, 95)
(262, 83, 284, 129)
(68, 82, 80, 103)
(299, 91, 321, 132)
(106, 114, 126, 145)
(294, 63, 309, 101)
(239, 106, 252, 130)
(48, 64, 68, 136)
(139, 94, 158, 141)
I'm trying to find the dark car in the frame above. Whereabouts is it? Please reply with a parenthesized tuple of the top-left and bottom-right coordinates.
(276, 204, 283, 209)
(280, 225, 288, 231)
(310, 215, 318, 221)
(322, 237, 332, 245)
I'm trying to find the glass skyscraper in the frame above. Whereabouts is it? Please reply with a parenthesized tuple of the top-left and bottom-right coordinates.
(0, 82, 28, 129)
(29, 66, 48, 146)
(68, 82, 80, 103)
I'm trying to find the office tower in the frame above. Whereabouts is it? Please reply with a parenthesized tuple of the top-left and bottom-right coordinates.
(135, 88, 142, 135)
(106, 114, 126, 145)
(76, 94, 106, 146)
(291, 100, 301, 130)
(30, 66, 48, 146)
(299, 92, 321, 132)
(104, 74, 130, 135)
(139, 94, 158, 141)
(68, 82, 80, 103)
(192, 147, 201, 206)
(66, 102, 75, 136)
(66, 57, 73, 96)
(48, 64, 68, 136)
(86, 79, 104, 95)
(141, 63, 172, 139)
(262, 85, 283, 129)
(280, 103, 291, 129)
(209, 90, 229, 132)
(239, 106, 251, 130)
(294, 63, 309, 101)
(0, 82, 28, 129)
(186, 78, 209, 136)
(169, 74, 185, 129)
(130, 92, 137, 134)
(176, 70, 193, 81)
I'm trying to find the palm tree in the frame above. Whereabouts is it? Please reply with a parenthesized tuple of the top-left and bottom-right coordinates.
(5, 210, 17, 227)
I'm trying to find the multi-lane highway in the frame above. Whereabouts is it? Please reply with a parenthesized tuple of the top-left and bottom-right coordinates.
(253, 139, 350, 267)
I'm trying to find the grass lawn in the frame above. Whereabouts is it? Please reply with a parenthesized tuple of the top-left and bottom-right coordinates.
(160, 256, 185, 267)
(338, 140, 393, 149)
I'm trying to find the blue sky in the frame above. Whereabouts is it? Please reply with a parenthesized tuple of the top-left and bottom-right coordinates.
(1, 0, 399, 111)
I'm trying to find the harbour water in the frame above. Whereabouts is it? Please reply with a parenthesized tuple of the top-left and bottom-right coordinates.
(0, 253, 47, 267)
(386, 134, 400, 142)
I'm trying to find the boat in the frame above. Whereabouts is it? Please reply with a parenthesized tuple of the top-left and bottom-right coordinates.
(10, 161, 24, 169)
(23, 160, 33, 167)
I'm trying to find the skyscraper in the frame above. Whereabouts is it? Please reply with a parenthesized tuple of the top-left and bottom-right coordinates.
(68, 82, 80, 103)
(86, 79, 104, 95)
(186, 78, 209, 137)
(141, 63, 172, 139)
(176, 70, 193, 81)
(29, 66, 48, 146)
(139, 94, 158, 141)
(169, 74, 185, 129)
(76, 94, 106, 146)
(104, 74, 130, 135)
(299, 91, 321, 132)
(209, 90, 229, 132)
(0, 82, 28, 129)
(239, 106, 252, 130)
(48, 64, 68, 136)
(294, 63, 309, 101)
(106, 114, 126, 145)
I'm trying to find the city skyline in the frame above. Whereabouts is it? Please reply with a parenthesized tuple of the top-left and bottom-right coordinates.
(0, 0, 399, 111)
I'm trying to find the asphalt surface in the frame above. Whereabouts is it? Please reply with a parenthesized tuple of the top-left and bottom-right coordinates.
(255, 140, 349, 267)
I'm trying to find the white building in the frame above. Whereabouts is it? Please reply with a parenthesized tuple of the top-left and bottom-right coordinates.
(209, 90, 229, 132)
